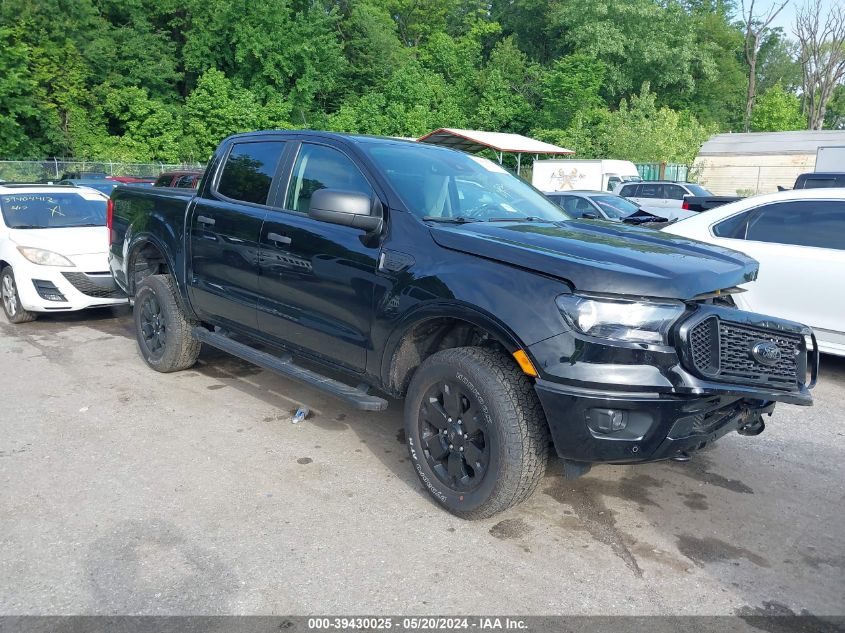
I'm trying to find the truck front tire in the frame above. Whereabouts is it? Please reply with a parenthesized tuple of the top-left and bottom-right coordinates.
(134, 274, 201, 372)
(404, 347, 549, 519)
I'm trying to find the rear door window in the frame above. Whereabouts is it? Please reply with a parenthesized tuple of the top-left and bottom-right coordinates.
(619, 184, 640, 197)
(801, 177, 842, 189)
(639, 183, 663, 199)
(556, 195, 579, 214)
(664, 184, 687, 200)
(573, 198, 598, 217)
(217, 141, 285, 205)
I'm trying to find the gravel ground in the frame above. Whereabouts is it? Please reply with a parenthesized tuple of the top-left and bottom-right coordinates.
(0, 306, 842, 617)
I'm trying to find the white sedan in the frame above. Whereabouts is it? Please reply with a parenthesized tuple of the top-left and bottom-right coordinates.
(663, 188, 845, 357)
(0, 185, 127, 323)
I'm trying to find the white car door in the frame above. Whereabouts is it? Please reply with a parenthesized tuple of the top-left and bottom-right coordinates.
(662, 184, 689, 221)
(708, 199, 845, 351)
(635, 183, 665, 214)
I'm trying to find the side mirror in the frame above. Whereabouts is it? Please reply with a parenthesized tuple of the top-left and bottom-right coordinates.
(308, 189, 382, 232)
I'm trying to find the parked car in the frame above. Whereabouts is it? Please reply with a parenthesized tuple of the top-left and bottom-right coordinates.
(107, 176, 156, 185)
(109, 131, 816, 519)
(663, 188, 844, 357)
(154, 170, 204, 189)
(0, 184, 127, 323)
(614, 181, 736, 221)
(533, 159, 641, 192)
(59, 178, 119, 195)
(793, 172, 845, 189)
(545, 190, 669, 225)
(60, 171, 108, 180)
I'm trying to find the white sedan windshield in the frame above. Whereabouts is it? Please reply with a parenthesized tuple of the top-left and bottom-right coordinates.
(0, 192, 107, 229)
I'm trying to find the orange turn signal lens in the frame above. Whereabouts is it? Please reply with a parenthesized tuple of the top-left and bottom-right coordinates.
(512, 349, 538, 377)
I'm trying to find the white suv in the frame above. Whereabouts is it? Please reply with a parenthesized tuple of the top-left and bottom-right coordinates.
(615, 181, 713, 221)
(0, 184, 127, 323)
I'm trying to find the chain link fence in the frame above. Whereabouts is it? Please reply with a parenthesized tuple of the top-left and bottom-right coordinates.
(635, 163, 691, 182)
(0, 160, 205, 183)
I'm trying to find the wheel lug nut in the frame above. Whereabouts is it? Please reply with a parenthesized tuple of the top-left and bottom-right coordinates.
(449, 444, 453, 449)
(463, 434, 468, 439)
(459, 447, 464, 452)
(447, 417, 452, 423)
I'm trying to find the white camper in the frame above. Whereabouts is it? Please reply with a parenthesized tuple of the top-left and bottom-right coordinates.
(532, 159, 641, 192)
(815, 146, 845, 172)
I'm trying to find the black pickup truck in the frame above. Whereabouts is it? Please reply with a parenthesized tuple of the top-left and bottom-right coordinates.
(108, 130, 817, 518)
(681, 195, 743, 212)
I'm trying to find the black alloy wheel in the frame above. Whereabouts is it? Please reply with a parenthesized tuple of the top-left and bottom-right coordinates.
(418, 380, 491, 491)
(138, 292, 166, 359)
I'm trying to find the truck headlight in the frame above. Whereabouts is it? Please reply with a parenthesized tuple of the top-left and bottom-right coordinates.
(556, 293, 685, 344)
(16, 246, 75, 267)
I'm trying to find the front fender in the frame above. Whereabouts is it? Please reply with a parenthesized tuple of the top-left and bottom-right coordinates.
(374, 255, 573, 389)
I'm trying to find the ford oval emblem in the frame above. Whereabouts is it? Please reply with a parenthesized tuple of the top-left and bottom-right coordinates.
(751, 341, 781, 366)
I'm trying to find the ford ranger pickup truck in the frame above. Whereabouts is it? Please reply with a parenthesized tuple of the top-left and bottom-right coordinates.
(108, 131, 818, 519)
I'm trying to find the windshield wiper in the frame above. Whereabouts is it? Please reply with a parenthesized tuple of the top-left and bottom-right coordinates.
(422, 216, 479, 224)
(486, 216, 547, 222)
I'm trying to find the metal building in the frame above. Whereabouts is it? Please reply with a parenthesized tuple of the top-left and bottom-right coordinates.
(693, 130, 845, 195)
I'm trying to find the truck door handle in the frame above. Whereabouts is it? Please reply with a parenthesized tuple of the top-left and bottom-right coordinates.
(267, 232, 292, 245)
(197, 215, 215, 226)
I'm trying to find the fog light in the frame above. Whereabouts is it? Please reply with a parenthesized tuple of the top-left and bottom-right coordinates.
(32, 279, 66, 302)
(587, 408, 628, 434)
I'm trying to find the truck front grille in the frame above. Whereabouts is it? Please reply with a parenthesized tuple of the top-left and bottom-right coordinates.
(686, 316, 802, 388)
(61, 272, 127, 299)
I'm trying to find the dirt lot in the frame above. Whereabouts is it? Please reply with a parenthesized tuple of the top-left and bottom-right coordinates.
(0, 306, 843, 617)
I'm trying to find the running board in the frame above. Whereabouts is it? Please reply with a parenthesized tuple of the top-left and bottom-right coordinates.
(192, 327, 388, 411)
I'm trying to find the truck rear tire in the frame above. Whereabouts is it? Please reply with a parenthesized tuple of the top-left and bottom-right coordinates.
(404, 347, 549, 519)
(134, 274, 201, 372)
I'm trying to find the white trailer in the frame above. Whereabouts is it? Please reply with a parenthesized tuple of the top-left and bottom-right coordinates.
(532, 159, 641, 192)
(815, 146, 845, 172)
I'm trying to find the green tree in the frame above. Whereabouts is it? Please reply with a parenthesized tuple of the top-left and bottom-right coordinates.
(539, 55, 607, 129)
(751, 82, 806, 131)
(0, 28, 55, 158)
(535, 83, 712, 163)
(824, 84, 845, 129)
(184, 69, 292, 161)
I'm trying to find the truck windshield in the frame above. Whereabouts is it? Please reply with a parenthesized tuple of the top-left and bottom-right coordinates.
(363, 143, 571, 222)
(0, 192, 107, 229)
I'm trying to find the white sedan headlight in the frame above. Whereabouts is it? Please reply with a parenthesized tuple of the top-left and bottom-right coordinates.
(16, 246, 75, 267)
(556, 293, 685, 344)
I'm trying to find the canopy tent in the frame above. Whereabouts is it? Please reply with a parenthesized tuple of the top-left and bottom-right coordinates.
(417, 128, 574, 175)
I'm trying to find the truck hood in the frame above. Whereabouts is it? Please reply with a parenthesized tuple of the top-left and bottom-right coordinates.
(10, 226, 109, 256)
(429, 220, 758, 300)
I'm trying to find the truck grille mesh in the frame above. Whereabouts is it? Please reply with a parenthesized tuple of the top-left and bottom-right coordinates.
(687, 316, 802, 388)
(61, 273, 126, 299)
